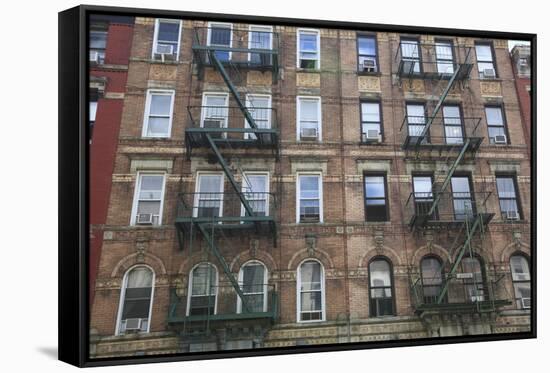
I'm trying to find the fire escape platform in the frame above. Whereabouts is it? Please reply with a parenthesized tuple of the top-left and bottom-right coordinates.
(409, 212, 495, 230)
(402, 136, 483, 153)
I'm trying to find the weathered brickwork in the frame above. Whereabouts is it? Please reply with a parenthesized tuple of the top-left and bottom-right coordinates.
(89, 18, 532, 358)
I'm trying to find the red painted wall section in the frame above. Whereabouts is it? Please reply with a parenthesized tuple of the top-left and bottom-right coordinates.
(90, 70, 127, 93)
(104, 23, 134, 65)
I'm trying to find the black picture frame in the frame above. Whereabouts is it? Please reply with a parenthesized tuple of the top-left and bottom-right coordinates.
(59, 4, 537, 368)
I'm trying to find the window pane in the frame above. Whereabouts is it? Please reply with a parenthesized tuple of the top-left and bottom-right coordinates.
(158, 21, 180, 42)
(443, 106, 461, 124)
(210, 26, 231, 46)
(150, 94, 172, 116)
(413, 177, 433, 197)
(401, 41, 419, 58)
(243, 174, 267, 193)
(451, 177, 471, 195)
(485, 107, 503, 126)
(199, 175, 222, 193)
(510, 256, 530, 281)
(300, 261, 321, 290)
(301, 292, 322, 311)
(300, 99, 319, 120)
(139, 176, 163, 199)
(192, 264, 216, 296)
(300, 32, 318, 52)
(358, 36, 376, 55)
(89, 101, 98, 121)
(421, 258, 442, 285)
(476, 45, 493, 61)
(365, 176, 385, 198)
(242, 264, 265, 293)
(369, 260, 391, 287)
(497, 177, 516, 198)
(361, 103, 380, 122)
(300, 175, 319, 198)
(146, 117, 169, 136)
(127, 267, 153, 288)
(435, 42, 453, 60)
(90, 31, 107, 49)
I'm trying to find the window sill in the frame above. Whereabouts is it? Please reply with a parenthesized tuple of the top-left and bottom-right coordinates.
(357, 71, 381, 77)
(296, 68, 321, 73)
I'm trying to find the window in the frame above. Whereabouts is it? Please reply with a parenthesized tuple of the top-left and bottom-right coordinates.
(413, 175, 436, 219)
(435, 40, 454, 74)
(297, 29, 320, 69)
(496, 176, 521, 220)
(117, 266, 154, 334)
(202, 93, 229, 138)
(460, 256, 486, 302)
(421, 257, 444, 304)
(249, 25, 273, 65)
(297, 97, 321, 141)
(475, 43, 496, 78)
(187, 263, 218, 316)
(131, 173, 165, 226)
(242, 173, 269, 217)
(406, 103, 427, 141)
(142, 90, 174, 138)
(451, 176, 474, 220)
(297, 173, 323, 223)
(245, 94, 271, 140)
(485, 106, 508, 144)
(400, 38, 421, 74)
(208, 23, 232, 61)
(194, 173, 224, 218)
(89, 88, 99, 141)
(364, 175, 388, 222)
(442, 105, 464, 144)
(510, 255, 531, 309)
(369, 258, 394, 316)
(297, 260, 325, 322)
(360, 101, 382, 143)
(238, 261, 268, 313)
(357, 35, 378, 72)
(90, 30, 107, 64)
(152, 19, 182, 61)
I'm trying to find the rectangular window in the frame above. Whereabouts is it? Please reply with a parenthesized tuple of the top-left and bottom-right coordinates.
(357, 35, 378, 72)
(297, 174, 322, 223)
(201, 93, 229, 138)
(152, 19, 181, 61)
(194, 173, 224, 218)
(297, 29, 320, 69)
(442, 105, 464, 144)
(400, 38, 421, 74)
(360, 101, 382, 143)
(297, 97, 321, 141)
(435, 40, 454, 74)
(406, 103, 427, 142)
(475, 43, 496, 78)
(131, 174, 165, 226)
(89, 88, 99, 142)
(451, 176, 474, 220)
(142, 90, 174, 138)
(364, 175, 388, 222)
(485, 106, 508, 144)
(245, 94, 271, 140)
(413, 175, 437, 219)
(90, 30, 107, 64)
(249, 25, 273, 65)
(242, 173, 269, 217)
(208, 23, 232, 61)
(496, 176, 521, 220)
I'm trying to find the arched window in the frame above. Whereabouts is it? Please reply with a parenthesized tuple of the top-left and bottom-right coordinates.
(187, 263, 218, 316)
(420, 256, 444, 304)
(117, 266, 154, 334)
(238, 261, 268, 313)
(297, 260, 325, 322)
(460, 256, 486, 302)
(369, 258, 395, 316)
(510, 255, 531, 309)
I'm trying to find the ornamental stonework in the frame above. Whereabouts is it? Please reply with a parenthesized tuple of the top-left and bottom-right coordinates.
(148, 64, 177, 81)
(480, 80, 502, 96)
(358, 76, 381, 92)
(296, 72, 321, 88)
(403, 79, 425, 93)
(247, 71, 272, 86)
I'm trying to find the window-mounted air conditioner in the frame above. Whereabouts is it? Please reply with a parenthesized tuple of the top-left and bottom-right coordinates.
(506, 210, 520, 220)
(137, 213, 154, 225)
(520, 297, 531, 309)
(300, 127, 318, 140)
(154, 44, 175, 62)
(514, 273, 529, 281)
(362, 58, 377, 72)
(363, 129, 382, 143)
(483, 68, 496, 79)
(203, 119, 225, 138)
(89, 50, 99, 64)
(494, 134, 507, 144)
(124, 318, 143, 331)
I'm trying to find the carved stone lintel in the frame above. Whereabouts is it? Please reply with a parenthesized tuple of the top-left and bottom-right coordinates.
(135, 238, 148, 263)
(373, 229, 384, 252)
(305, 234, 316, 256)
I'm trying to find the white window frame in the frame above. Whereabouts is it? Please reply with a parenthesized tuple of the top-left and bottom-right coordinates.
(152, 19, 183, 61)
(130, 172, 166, 226)
(240, 171, 270, 217)
(296, 28, 321, 69)
(245, 94, 272, 139)
(237, 260, 269, 313)
(115, 265, 156, 336)
(186, 262, 219, 316)
(296, 96, 322, 141)
(207, 22, 233, 61)
(201, 92, 229, 138)
(296, 259, 326, 323)
(193, 172, 225, 218)
(142, 89, 175, 138)
(248, 25, 273, 62)
(296, 172, 324, 223)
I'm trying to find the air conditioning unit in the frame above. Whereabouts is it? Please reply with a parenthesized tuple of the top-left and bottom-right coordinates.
(363, 129, 382, 143)
(154, 44, 175, 62)
(89, 50, 99, 64)
(483, 68, 496, 79)
(494, 134, 507, 144)
(137, 213, 153, 225)
(520, 297, 531, 309)
(300, 127, 318, 140)
(124, 318, 143, 331)
(362, 58, 377, 72)
(506, 210, 520, 220)
(514, 273, 529, 281)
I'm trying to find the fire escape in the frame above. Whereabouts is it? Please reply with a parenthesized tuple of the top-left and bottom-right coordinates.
(169, 25, 280, 346)
(395, 40, 511, 329)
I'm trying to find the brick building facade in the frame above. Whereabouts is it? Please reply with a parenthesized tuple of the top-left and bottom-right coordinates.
(89, 17, 532, 358)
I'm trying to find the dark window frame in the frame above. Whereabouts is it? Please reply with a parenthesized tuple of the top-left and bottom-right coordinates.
(484, 104, 510, 145)
(412, 173, 438, 219)
(400, 36, 423, 75)
(434, 38, 456, 75)
(368, 256, 396, 317)
(459, 254, 488, 303)
(405, 101, 430, 142)
(495, 173, 523, 220)
(509, 253, 531, 310)
(475, 41, 498, 79)
(420, 255, 446, 304)
(356, 33, 379, 74)
(363, 173, 390, 222)
(442, 103, 466, 145)
(450, 173, 477, 220)
(359, 99, 384, 143)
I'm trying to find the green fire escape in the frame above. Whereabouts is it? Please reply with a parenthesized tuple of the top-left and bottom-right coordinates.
(170, 26, 280, 336)
(397, 41, 511, 316)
